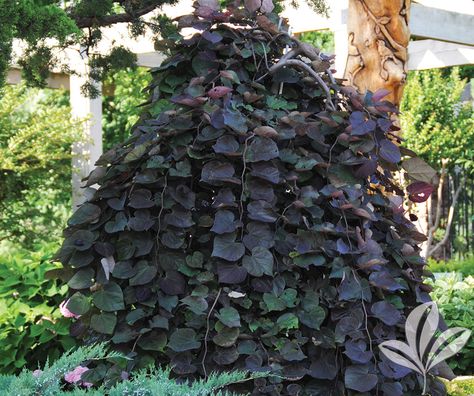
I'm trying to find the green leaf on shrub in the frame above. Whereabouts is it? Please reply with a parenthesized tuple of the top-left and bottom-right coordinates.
(67, 268, 94, 290)
(242, 247, 273, 277)
(216, 307, 241, 328)
(298, 305, 325, 330)
(186, 251, 204, 268)
(124, 143, 148, 163)
(67, 292, 90, 315)
(277, 313, 299, 331)
(92, 282, 125, 311)
(345, 364, 378, 392)
(91, 313, 117, 334)
(293, 253, 326, 269)
(138, 331, 167, 351)
(266, 96, 297, 110)
(181, 296, 208, 315)
(245, 137, 279, 162)
(262, 293, 286, 312)
(129, 262, 157, 286)
(126, 309, 147, 325)
(213, 327, 240, 347)
(67, 203, 101, 226)
(168, 328, 201, 352)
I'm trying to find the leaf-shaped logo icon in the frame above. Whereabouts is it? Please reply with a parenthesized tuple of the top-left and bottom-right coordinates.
(379, 302, 471, 395)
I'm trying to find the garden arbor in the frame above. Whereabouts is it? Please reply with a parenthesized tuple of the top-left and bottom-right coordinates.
(7, 0, 474, 206)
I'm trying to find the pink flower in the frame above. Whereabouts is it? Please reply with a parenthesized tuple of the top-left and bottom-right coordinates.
(32, 369, 42, 377)
(64, 366, 91, 387)
(59, 300, 81, 319)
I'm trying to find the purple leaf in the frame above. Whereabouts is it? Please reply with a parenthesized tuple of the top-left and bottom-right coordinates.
(350, 111, 376, 135)
(369, 271, 405, 291)
(217, 264, 248, 284)
(371, 301, 401, 325)
(354, 159, 377, 178)
(379, 139, 401, 163)
(244, 0, 261, 13)
(202, 30, 223, 43)
(407, 181, 434, 203)
(207, 86, 232, 99)
(372, 88, 390, 102)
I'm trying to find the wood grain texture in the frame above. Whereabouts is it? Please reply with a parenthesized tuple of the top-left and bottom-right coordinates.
(344, 0, 411, 106)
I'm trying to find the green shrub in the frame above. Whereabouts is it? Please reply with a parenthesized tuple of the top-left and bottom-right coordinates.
(428, 256, 474, 277)
(0, 343, 264, 395)
(429, 273, 474, 374)
(0, 84, 79, 247)
(443, 377, 474, 396)
(401, 67, 474, 172)
(298, 31, 334, 53)
(55, 5, 441, 394)
(0, 242, 75, 374)
(103, 67, 152, 151)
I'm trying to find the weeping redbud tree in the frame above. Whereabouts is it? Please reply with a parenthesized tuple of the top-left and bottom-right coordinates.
(55, 1, 448, 394)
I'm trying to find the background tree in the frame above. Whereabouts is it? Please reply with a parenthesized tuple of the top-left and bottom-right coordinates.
(401, 67, 474, 258)
(102, 67, 151, 150)
(0, 85, 80, 246)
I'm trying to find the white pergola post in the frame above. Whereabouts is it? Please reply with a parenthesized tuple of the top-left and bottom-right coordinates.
(332, 1, 349, 79)
(70, 70, 103, 208)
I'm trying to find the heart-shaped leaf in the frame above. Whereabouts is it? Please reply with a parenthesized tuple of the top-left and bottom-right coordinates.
(212, 233, 245, 262)
(168, 328, 201, 352)
(92, 282, 125, 311)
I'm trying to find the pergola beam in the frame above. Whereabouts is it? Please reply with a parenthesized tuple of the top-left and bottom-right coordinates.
(284, 0, 474, 48)
(7, 68, 70, 90)
(408, 39, 474, 70)
(410, 3, 474, 46)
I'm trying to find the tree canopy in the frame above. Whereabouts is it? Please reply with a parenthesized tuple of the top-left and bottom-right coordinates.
(401, 67, 474, 173)
(0, 84, 80, 246)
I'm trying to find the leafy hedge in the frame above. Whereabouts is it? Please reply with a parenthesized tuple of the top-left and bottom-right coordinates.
(0, 85, 78, 247)
(429, 274, 474, 374)
(0, 243, 75, 374)
(443, 377, 474, 396)
(428, 257, 474, 277)
(401, 67, 474, 172)
(55, 3, 444, 394)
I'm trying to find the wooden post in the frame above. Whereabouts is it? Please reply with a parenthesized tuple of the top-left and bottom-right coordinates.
(343, 0, 411, 106)
(70, 70, 103, 208)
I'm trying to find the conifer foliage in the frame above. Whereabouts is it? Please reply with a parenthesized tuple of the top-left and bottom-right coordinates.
(56, 2, 443, 394)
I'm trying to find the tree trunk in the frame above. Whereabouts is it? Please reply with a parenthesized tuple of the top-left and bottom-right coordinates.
(343, 0, 411, 106)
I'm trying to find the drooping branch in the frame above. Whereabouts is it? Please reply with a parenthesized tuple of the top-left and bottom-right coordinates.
(425, 159, 447, 255)
(268, 39, 337, 111)
(430, 159, 448, 234)
(73, 5, 157, 29)
(427, 174, 464, 257)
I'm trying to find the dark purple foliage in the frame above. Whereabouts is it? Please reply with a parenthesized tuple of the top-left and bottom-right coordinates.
(54, 4, 443, 394)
